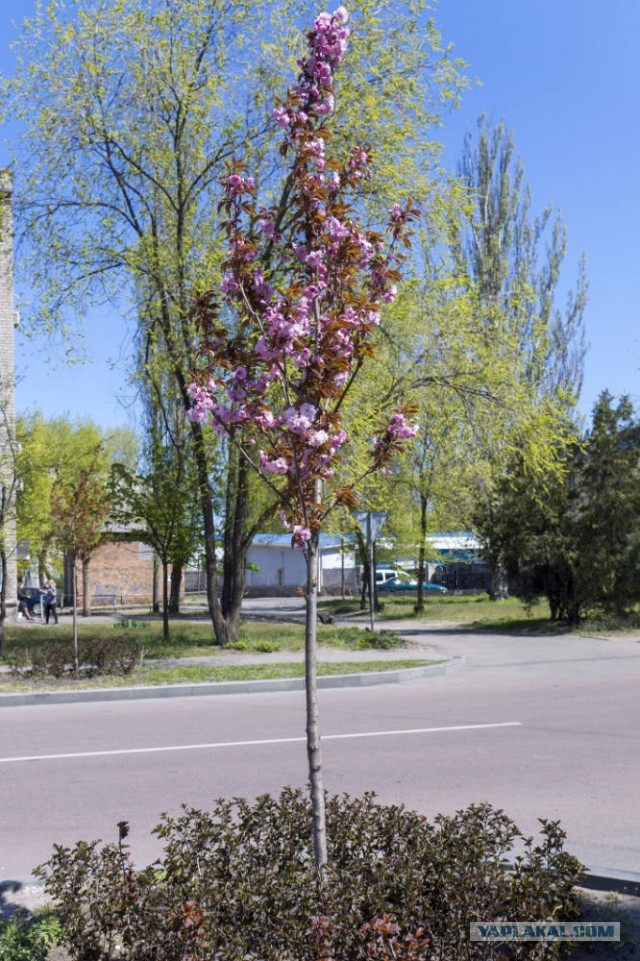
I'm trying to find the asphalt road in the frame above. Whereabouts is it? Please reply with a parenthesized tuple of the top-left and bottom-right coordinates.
(1, 620, 639, 881)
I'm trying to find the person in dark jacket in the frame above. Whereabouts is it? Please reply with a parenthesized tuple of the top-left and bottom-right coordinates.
(44, 579, 59, 625)
(17, 583, 35, 621)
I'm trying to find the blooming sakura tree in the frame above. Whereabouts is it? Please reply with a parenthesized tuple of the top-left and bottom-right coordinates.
(188, 6, 418, 873)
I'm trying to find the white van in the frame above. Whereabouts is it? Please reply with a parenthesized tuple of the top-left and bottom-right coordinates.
(375, 568, 399, 587)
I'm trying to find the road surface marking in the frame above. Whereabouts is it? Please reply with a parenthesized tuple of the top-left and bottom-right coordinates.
(0, 722, 521, 764)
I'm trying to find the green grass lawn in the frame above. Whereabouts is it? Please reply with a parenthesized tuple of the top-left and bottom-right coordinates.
(319, 592, 557, 629)
(3, 618, 402, 659)
(319, 593, 640, 634)
(0, 617, 433, 692)
(0, 659, 439, 693)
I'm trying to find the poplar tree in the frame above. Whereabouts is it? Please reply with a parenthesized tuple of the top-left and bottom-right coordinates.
(454, 118, 587, 597)
(457, 116, 587, 400)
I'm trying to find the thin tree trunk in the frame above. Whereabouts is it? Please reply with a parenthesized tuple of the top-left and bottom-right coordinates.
(489, 559, 509, 600)
(169, 561, 182, 614)
(37, 550, 47, 587)
(305, 534, 328, 877)
(72, 554, 79, 673)
(63, 552, 74, 609)
(357, 531, 368, 610)
(189, 419, 227, 645)
(0, 548, 7, 658)
(415, 493, 428, 614)
(152, 553, 160, 613)
(372, 541, 382, 613)
(162, 559, 170, 641)
(221, 448, 250, 643)
(82, 556, 91, 617)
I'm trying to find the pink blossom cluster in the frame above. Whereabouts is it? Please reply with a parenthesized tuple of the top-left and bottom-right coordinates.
(386, 412, 419, 439)
(188, 8, 417, 552)
(370, 411, 420, 469)
(274, 7, 349, 132)
(226, 173, 254, 197)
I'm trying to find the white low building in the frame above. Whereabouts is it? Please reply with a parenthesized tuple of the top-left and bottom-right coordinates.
(245, 533, 357, 595)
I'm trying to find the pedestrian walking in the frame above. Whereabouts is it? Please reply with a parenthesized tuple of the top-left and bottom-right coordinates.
(44, 579, 59, 625)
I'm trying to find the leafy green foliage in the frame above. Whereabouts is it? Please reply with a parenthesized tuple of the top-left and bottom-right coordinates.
(478, 392, 640, 624)
(109, 440, 202, 639)
(50, 446, 112, 566)
(37, 789, 584, 961)
(0, 911, 62, 961)
(4, 0, 469, 647)
(332, 117, 587, 595)
(457, 116, 587, 402)
(15, 414, 137, 580)
(356, 629, 402, 649)
(8, 635, 142, 678)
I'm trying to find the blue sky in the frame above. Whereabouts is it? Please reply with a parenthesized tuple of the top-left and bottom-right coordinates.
(1, 0, 639, 429)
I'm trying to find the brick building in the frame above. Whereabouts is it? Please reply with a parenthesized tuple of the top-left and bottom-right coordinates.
(0, 170, 18, 620)
(70, 538, 157, 608)
(64, 534, 187, 610)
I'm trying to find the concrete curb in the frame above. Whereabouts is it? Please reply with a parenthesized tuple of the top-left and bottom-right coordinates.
(579, 867, 640, 898)
(0, 657, 463, 708)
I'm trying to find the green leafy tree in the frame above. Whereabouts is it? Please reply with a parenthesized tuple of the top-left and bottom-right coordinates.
(109, 441, 202, 641)
(481, 393, 640, 624)
(332, 207, 553, 606)
(457, 116, 587, 400)
(3, 0, 468, 645)
(50, 447, 112, 666)
(452, 117, 587, 596)
(577, 394, 640, 615)
(16, 414, 137, 593)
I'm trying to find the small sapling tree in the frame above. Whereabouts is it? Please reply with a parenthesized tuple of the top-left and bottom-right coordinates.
(188, 6, 418, 874)
(109, 450, 201, 642)
(51, 447, 111, 670)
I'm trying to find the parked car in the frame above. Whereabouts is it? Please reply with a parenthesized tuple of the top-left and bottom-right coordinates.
(375, 568, 401, 588)
(378, 573, 447, 594)
(21, 586, 45, 615)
